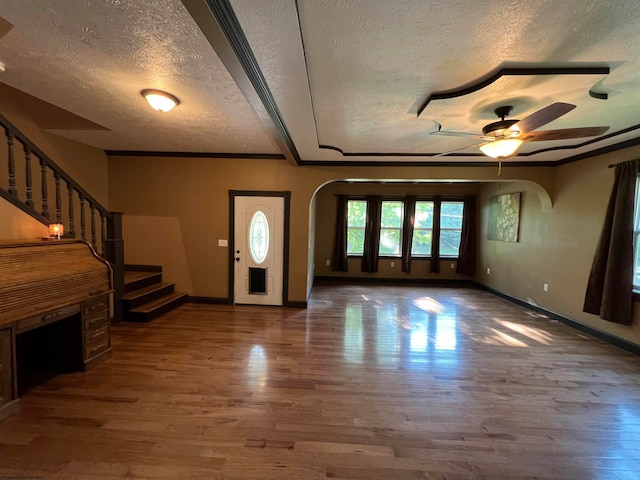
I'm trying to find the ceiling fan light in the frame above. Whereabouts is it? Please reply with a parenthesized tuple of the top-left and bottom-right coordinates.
(141, 89, 179, 112)
(479, 139, 523, 159)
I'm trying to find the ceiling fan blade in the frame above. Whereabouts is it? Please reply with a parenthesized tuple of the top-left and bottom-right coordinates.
(511, 102, 576, 134)
(433, 142, 487, 157)
(430, 130, 487, 139)
(521, 126, 609, 142)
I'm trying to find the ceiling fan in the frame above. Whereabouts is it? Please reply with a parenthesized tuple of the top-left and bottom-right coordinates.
(431, 102, 609, 161)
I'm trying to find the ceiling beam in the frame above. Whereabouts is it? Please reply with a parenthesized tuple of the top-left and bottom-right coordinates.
(181, 0, 301, 165)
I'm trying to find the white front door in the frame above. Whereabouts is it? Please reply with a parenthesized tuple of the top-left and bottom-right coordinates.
(233, 195, 284, 305)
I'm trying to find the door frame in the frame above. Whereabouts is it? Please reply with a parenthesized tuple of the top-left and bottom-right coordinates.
(228, 190, 291, 306)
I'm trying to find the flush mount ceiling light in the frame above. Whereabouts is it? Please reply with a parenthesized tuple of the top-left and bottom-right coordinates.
(141, 89, 179, 112)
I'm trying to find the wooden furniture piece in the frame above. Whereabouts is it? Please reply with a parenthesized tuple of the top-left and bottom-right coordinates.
(0, 239, 113, 422)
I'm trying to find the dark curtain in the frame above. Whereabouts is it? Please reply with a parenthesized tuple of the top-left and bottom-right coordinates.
(401, 196, 416, 273)
(456, 196, 477, 275)
(362, 195, 382, 272)
(332, 195, 349, 272)
(430, 196, 441, 273)
(583, 160, 639, 325)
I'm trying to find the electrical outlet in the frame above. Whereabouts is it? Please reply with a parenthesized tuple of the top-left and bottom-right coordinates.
(390, 262, 395, 267)
(543, 283, 549, 292)
(450, 263, 455, 269)
(325, 259, 330, 266)
(487, 267, 491, 274)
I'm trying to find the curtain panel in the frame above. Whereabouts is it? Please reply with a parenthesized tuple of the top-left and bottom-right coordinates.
(361, 196, 382, 272)
(430, 196, 441, 273)
(583, 160, 639, 325)
(456, 196, 477, 275)
(401, 196, 416, 273)
(332, 195, 349, 272)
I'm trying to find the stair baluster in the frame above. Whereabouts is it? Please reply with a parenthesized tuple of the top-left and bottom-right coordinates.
(40, 157, 49, 220)
(67, 180, 75, 237)
(90, 204, 96, 250)
(54, 171, 62, 223)
(25, 146, 34, 209)
(6, 130, 16, 196)
(100, 213, 106, 257)
(80, 194, 86, 240)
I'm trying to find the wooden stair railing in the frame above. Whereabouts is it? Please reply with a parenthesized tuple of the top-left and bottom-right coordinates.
(0, 113, 124, 323)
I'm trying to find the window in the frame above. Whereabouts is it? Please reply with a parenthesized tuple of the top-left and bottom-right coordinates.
(634, 177, 640, 289)
(347, 199, 367, 255)
(411, 201, 434, 256)
(379, 200, 403, 256)
(440, 201, 464, 257)
(341, 197, 467, 259)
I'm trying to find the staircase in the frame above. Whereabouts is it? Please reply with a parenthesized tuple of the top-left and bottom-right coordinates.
(122, 267, 187, 322)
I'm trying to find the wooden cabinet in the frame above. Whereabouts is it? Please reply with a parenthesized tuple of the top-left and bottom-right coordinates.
(0, 240, 113, 422)
(82, 294, 112, 371)
(0, 327, 18, 421)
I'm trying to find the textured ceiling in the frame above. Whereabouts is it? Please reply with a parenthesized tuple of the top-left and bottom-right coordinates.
(1, 0, 640, 164)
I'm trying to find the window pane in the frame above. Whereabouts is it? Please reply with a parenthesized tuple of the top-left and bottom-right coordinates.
(635, 178, 640, 288)
(379, 229, 400, 255)
(635, 232, 640, 289)
(348, 228, 365, 255)
(440, 230, 462, 256)
(636, 178, 640, 230)
(440, 202, 464, 228)
(347, 200, 366, 255)
(348, 200, 367, 227)
(248, 210, 269, 264)
(411, 229, 432, 255)
(381, 201, 403, 228)
(414, 202, 433, 228)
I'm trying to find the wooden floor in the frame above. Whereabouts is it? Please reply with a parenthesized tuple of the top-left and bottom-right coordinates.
(2, 284, 640, 479)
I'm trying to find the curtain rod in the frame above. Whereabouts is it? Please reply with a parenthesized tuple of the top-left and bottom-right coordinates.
(608, 159, 639, 168)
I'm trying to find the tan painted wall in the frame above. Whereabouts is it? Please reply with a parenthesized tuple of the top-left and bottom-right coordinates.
(313, 181, 481, 280)
(0, 86, 109, 207)
(122, 215, 194, 295)
(107, 155, 555, 301)
(108, 152, 640, 345)
(0, 196, 48, 240)
(0, 91, 110, 252)
(477, 144, 640, 344)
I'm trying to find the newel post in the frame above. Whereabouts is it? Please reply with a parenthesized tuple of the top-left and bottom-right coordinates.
(105, 211, 124, 324)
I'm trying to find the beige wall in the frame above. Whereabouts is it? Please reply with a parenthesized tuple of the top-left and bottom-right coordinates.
(0, 92, 110, 249)
(122, 215, 194, 295)
(0, 86, 109, 207)
(477, 144, 640, 344)
(107, 155, 554, 301)
(0, 197, 48, 240)
(108, 152, 640, 346)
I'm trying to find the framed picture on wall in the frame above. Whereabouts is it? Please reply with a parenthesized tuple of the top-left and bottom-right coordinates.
(487, 192, 521, 242)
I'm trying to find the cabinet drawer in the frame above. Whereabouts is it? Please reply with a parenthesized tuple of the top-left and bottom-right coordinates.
(84, 325, 110, 360)
(17, 303, 80, 333)
(82, 295, 109, 317)
(83, 310, 109, 332)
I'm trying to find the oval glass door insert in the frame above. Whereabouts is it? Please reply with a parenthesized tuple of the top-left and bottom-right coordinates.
(249, 210, 270, 264)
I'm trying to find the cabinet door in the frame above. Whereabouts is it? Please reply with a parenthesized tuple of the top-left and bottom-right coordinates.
(0, 328, 14, 404)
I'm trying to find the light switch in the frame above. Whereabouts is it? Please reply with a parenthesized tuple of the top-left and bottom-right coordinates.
(218, 239, 228, 247)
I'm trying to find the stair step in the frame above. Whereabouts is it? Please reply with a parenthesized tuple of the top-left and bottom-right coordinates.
(124, 271, 162, 293)
(125, 292, 188, 323)
(121, 282, 175, 310)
